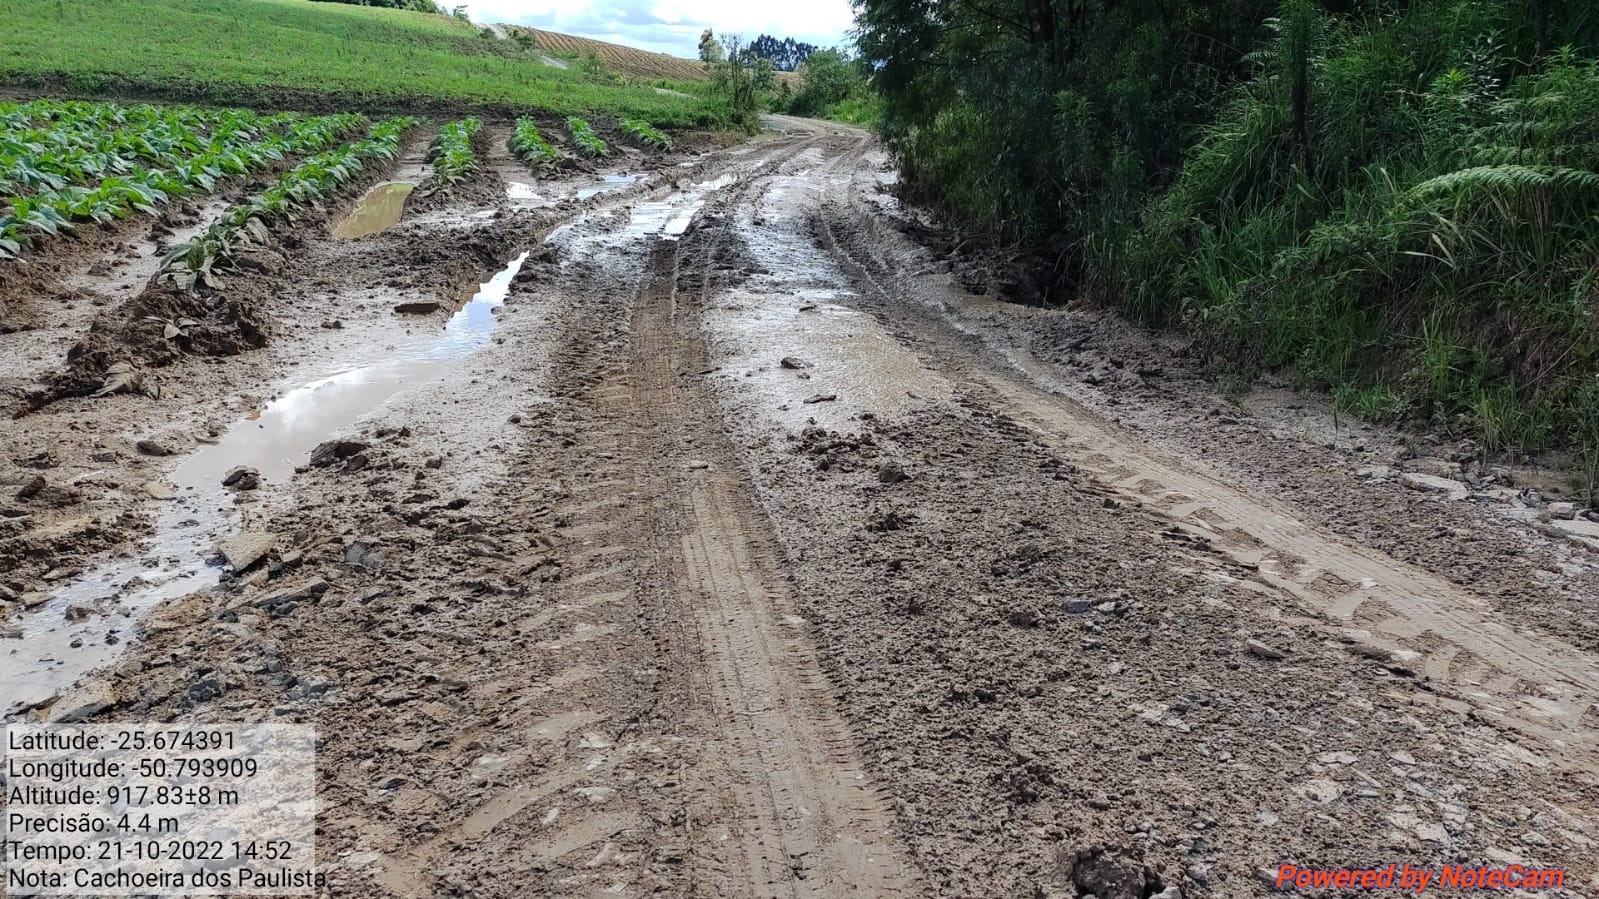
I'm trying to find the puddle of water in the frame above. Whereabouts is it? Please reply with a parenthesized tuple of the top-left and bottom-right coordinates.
(625, 174, 736, 238)
(333, 181, 415, 239)
(703, 175, 953, 430)
(576, 173, 640, 200)
(506, 181, 545, 203)
(1, 252, 531, 716)
(711, 290, 952, 430)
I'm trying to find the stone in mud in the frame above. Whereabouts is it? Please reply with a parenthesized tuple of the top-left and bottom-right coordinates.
(219, 530, 276, 572)
(393, 301, 443, 315)
(321, 319, 344, 329)
(345, 537, 383, 570)
(310, 439, 370, 468)
(94, 362, 149, 399)
(46, 680, 117, 723)
(255, 578, 330, 612)
(1545, 502, 1578, 521)
(136, 438, 174, 457)
(1399, 472, 1467, 498)
(1006, 608, 1041, 628)
(1065, 598, 1094, 614)
(143, 480, 177, 500)
(780, 356, 811, 370)
(233, 249, 286, 274)
(1064, 846, 1160, 899)
(1246, 639, 1286, 660)
(878, 462, 907, 484)
(16, 474, 46, 499)
(222, 466, 260, 490)
(803, 393, 838, 404)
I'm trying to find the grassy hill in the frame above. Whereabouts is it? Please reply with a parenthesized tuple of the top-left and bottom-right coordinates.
(0, 0, 717, 126)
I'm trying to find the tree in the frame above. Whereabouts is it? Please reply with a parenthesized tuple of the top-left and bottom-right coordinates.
(789, 49, 866, 117)
(707, 33, 773, 132)
(747, 34, 819, 71)
(698, 28, 725, 64)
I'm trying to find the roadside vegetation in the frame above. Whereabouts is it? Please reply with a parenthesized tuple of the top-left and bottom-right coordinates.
(0, 0, 714, 127)
(699, 30, 876, 129)
(163, 117, 414, 289)
(780, 51, 878, 126)
(858, 0, 1599, 489)
(1, 100, 363, 260)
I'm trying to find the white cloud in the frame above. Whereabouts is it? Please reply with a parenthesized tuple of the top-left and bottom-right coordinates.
(463, 0, 854, 58)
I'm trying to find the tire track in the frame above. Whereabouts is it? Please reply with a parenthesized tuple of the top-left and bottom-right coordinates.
(598, 148, 919, 896)
(809, 130, 1599, 770)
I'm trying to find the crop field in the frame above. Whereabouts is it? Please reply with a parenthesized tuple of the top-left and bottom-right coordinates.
(162, 116, 413, 288)
(0, 0, 716, 127)
(0, 99, 368, 260)
(515, 28, 712, 82)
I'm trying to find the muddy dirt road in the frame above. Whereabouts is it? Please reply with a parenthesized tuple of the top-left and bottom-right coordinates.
(5, 117, 1599, 897)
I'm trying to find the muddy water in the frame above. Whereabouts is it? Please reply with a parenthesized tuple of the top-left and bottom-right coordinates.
(506, 181, 546, 204)
(710, 290, 951, 430)
(576, 173, 640, 200)
(2, 173, 748, 717)
(704, 175, 951, 429)
(0, 253, 529, 716)
(333, 181, 416, 239)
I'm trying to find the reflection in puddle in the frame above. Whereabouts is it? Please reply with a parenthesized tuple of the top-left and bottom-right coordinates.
(333, 181, 415, 239)
(0, 253, 530, 716)
(626, 174, 735, 238)
(506, 181, 544, 203)
(576, 173, 640, 199)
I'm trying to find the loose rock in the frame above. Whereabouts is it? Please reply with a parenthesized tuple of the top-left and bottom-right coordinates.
(46, 680, 117, 722)
(1246, 639, 1285, 660)
(223, 466, 261, 490)
(310, 439, 370, 468)
(218, 530, 276, 572)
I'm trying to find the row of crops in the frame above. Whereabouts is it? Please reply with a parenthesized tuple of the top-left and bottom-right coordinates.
(1, 99, 367, 261)
(4, 100, 683, 267)
(508, 117, 671, 170)
(419, 118, 481, 196)
(163, 118, 415, 289)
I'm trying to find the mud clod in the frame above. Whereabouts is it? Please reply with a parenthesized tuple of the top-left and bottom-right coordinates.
(218, 530, 275, 572)
(309, 439, 370, 468)
(222, 466, 260, 490)
(394, 301, 443, 315)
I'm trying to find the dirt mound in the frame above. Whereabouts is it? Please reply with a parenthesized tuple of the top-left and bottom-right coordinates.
(52, 280, 272, 398)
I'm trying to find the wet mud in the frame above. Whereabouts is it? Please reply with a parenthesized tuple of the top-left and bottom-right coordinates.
(3, 116, 1598, 899)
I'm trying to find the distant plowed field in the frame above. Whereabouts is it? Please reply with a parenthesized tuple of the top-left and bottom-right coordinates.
(521, 28, 706, 81)
(516, 27, 800, 85)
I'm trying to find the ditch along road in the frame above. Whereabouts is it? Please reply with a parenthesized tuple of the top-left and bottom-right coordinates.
(4, 117, 1599, 897)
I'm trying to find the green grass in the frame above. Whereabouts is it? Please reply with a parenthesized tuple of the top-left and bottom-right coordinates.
(0, 0, 717, 127)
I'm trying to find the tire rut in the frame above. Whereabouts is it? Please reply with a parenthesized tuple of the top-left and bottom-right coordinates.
(606, 159, 919, 895)
(810, 134, 1599, 772)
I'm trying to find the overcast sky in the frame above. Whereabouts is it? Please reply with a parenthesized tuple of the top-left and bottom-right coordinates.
(463, 0, 856, 59)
